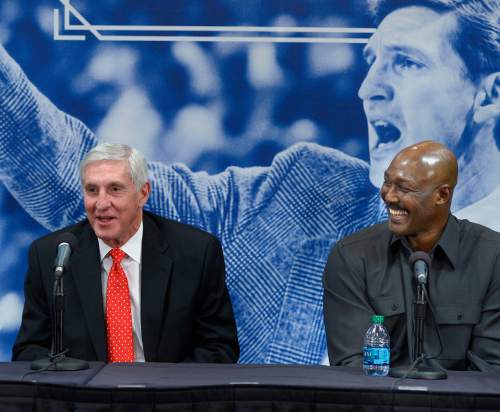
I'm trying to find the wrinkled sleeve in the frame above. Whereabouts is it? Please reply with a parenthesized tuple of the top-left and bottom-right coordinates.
(0, 45, 92, 230)
(323, 242, 373, 366)
(469, 253, 500, 373)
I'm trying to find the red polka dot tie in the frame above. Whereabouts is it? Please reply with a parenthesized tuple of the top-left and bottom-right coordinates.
(105, 248, 134, 362)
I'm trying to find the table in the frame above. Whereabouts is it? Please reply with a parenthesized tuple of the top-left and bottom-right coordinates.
(0, 362, 499, 411)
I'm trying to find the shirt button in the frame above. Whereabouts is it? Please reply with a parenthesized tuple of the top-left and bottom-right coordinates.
(392, 304, 398, 311)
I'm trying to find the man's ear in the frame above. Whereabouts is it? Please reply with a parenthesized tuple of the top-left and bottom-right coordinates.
(435, 184, 452, 206)
(139, 181, 151, 207)
(473, 72, 500, 124)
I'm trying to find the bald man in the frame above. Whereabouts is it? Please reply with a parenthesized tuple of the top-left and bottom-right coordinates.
(323, 141, 500, 372)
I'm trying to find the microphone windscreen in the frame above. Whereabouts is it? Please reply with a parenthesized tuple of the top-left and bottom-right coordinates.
(55, 232, 78, 250)
(409, 251, 431, 268)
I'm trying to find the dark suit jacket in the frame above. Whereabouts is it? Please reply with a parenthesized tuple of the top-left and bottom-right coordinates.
(12, 212, 239, 363)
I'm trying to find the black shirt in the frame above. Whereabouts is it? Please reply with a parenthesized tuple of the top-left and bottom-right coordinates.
(323, 215, 500, 372)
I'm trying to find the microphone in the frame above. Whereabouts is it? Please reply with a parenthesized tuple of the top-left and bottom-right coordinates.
(390, 250, 446, 379)
(409, 251, 431, 284)
(53, 233, 77, 279)
(31, 231, 88, 371)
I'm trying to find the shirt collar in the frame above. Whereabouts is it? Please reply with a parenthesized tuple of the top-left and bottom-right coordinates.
(389, 214, 459, 269)
(98, 221, 143, 264)
(434, 215, 459, 269)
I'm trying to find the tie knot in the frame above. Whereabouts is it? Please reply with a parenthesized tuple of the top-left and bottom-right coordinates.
(109, 248, 125, 263)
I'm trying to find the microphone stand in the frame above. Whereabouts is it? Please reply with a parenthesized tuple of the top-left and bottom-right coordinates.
(415, 283, 426, 359)
(390, 282, 447, 380)
(31, 271, 89, 371)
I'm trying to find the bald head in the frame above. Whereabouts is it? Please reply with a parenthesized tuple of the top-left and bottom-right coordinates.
(381, 140, 458, 251)
(392, 140, 458, 192)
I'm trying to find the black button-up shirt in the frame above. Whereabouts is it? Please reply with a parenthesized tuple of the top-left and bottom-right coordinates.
(323, 215, 500, 371)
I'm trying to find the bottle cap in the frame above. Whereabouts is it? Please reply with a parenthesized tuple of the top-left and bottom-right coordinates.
(372, 315, 384, 324)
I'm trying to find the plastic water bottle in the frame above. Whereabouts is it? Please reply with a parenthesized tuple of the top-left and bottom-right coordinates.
(363, 314, 390, 376)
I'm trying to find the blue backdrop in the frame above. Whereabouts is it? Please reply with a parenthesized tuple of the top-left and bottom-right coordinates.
(0, 0, 498, 363)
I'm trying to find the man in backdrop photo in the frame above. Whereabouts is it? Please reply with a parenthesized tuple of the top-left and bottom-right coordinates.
(12, 143, 239, 363)
(0, 0, 498, 363)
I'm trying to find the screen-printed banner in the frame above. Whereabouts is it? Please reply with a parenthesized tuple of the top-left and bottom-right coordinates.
(0, 0, 498, 363)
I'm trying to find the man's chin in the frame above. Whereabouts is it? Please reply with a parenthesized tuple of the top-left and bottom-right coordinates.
(369, 164, 385, 188)
(92, 227, 117, 244)
(369, 153, 394, 188)
(387, 220, 409, 236)
(369, 139, 406, 188)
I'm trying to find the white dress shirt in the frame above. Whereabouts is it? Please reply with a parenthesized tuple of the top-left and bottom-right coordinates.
(98, 222, 145, 362)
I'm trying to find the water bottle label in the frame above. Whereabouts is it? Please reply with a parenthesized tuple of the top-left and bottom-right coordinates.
(363, 346, 390, 365)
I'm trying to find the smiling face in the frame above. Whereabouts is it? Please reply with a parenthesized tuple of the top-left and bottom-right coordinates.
(381, 158, 438, 240)
(380, 142, 455, 251)
(83, 160, 150, 248)
(358, 6, 479, 187)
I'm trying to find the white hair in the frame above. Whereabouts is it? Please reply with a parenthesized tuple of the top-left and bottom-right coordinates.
(80, 143, 149, 191)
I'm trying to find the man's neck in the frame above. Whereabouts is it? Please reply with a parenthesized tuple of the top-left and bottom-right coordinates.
(407, 233, 439, 254)
(452, 128, 500, 211)
(406, 216, 448, 253)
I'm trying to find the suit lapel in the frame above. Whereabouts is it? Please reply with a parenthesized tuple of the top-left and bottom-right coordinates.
(69, 224, 107, 361)
(140, 215, 173, 361)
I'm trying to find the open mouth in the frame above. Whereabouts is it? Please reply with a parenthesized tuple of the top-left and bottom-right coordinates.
(96, 216, 115, 224)
(388, 207, 408, 217)
(387, 206, 408, 223)
(371, 120, 401, 149)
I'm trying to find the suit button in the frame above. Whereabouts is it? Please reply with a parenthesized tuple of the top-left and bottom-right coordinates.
(392, 304, 398, 311)
(457, 314, 463, 320)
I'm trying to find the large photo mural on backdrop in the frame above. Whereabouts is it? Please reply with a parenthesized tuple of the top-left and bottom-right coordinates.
(0, 0, 498, 363)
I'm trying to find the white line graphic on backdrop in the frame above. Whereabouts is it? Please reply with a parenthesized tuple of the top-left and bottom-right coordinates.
(53, 0, 375, 43)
